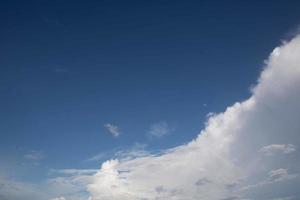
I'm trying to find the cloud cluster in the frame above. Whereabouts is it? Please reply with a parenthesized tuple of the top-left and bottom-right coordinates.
(87, 35, 300, 200)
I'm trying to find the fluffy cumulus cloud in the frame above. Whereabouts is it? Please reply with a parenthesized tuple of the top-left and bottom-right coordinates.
(87, 35, 300, 200)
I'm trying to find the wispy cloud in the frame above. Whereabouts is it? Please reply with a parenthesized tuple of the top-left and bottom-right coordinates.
(114, 143, 150, 160)
(0, 179, 43, 200)
(46, 174, 92, 200)
(241, 168, 298, 192)
(104, 123, 120, 138)
(259, 144, 296, 156)
(148, 121, 170, 138)
(86, 143, 151, 162)
(85, 152, 108, 162)
(24, 151, 44, 161)
(268, 168, 291, 181)
(49, 197, 66, 200)
(50, 169, 98, 176)
(0, 167, 92, 200)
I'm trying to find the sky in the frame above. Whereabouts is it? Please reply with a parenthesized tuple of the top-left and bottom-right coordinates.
(1, 1, 300, 200)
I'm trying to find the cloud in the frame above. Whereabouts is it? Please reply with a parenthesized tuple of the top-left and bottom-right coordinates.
(46, 175, 91, 200)
(49, 197, 66, 200)
(24, 151, 44, 161)
(260, 144, 296, 156)
(50, 169, 98, 176)
(86, 143, 151, 162)
(87, 35, 300, 200)
(148, 121, 170, 138)
(85, 152, 109, 162)
(113, 143, 151, 160)
(38, 168, 94, 200)
(104, 123, 120, 138)
(23, 151, 44, 166)
(0, 167, 93, 200)
(268, 169, 290, 181)
(0, 177, 47, 200)
(272, 197, 296, 200)
(239, 168, 298, 192)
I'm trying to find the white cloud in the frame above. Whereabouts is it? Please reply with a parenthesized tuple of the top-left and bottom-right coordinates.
(148, 121, 170, 138)
(104, 123, 120, 137)
(87, 35, 300, 200)
(260, 144, 296, 156)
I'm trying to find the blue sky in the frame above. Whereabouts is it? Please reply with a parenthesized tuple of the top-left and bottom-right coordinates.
(1, 1, 300, 199)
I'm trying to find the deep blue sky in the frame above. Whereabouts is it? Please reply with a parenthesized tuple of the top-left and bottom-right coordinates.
(1, 0, 300, 182)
